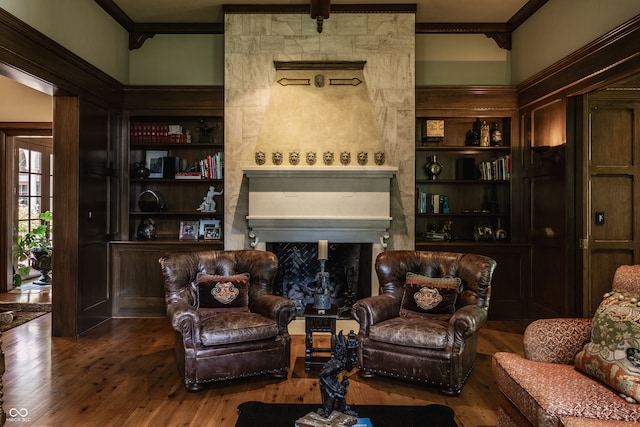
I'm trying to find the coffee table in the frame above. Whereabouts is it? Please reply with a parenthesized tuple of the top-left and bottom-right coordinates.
(236, 401, 459, 427)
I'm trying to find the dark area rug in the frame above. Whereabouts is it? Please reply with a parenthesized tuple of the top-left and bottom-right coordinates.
(0, 311, 48, 332)
(236, 401, 458, 427)
(0, 302, 52, 332)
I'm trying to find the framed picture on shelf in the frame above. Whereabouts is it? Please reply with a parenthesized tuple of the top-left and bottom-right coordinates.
(179, 221, 199, 240)
(203, 225, 221, 240)
(424, 119, 444, 145)
(199, 218, 220, 238)
(146, 150, 169, 178)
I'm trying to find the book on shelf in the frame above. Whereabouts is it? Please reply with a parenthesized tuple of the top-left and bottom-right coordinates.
(416, 190, 448, 214)
(199, 152, 223, 179)
(175, 172, 202, 180)
(130, 122, 190, 144)
(479, 154, 510, 180)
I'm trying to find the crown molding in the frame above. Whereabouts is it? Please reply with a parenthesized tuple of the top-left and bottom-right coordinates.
(0, 7, 122, 105)
(94, 0, 544, 50)
(517, 14, 640, 109)
(414, 0, 547, 50)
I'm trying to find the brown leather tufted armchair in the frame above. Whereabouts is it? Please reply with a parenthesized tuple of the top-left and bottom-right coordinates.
(159, 250, 297, 391)
(351, 250, 495, 396)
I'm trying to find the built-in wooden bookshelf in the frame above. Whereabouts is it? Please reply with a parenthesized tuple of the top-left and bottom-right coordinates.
(415, 86, 528, 319)
(111, 86, 225, 317)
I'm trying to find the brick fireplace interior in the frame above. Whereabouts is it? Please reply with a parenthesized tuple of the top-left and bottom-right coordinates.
(266, 242, 372, 319)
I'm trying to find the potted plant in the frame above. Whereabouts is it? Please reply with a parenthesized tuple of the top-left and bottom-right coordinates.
(13, 210, 53, 287)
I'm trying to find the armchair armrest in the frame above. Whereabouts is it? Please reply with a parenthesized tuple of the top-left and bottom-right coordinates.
(447, 305, 488, 351)
(166, 301, 200, 345)
(524, 318, 592, 364)
(351, 295, 400, 336)
(252, 295, 297, 333)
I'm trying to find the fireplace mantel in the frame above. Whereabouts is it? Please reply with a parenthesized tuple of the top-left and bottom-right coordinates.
(244, 165, 396, 179)
(244, 166, 397, 246)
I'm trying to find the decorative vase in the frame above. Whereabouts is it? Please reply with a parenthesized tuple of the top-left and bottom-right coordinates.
(490, 122, 503, 146)
(30, 248, 52, 285)
(424, 155, 443, 180)
(480, 120, 490, 147)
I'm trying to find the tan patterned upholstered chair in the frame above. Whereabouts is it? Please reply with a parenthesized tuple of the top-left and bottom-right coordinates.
(493, 265, 640, 426)
(351, 250, 496, 396)
(160, 250, 297, 391)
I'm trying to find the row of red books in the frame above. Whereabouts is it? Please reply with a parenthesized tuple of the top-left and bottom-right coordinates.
(130, 122, 190, 144)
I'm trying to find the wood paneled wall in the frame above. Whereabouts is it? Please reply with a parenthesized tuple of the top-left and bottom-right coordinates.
(1, 7, 640, 333)
(521, 98, 574, 318)
(0, 8, 123, 336)
(577, 94, 640, 316)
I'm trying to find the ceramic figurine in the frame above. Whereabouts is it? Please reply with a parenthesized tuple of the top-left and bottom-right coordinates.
(197, 186, 223, 212)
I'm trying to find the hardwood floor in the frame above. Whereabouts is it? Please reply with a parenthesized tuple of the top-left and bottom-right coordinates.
(1, 312, 527, 427)
(0, 284, 51, 304)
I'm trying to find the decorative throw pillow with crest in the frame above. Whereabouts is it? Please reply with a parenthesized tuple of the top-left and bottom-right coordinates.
(574, 289, 640, 403)
(193, 273, 250, 313)
(400, 272, 462, 317)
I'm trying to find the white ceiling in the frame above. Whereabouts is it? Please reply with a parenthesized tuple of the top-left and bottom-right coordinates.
(112, 0, 530, 24)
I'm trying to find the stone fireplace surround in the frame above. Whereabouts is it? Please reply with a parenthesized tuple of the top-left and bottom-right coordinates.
(245, 166, 396, 332)
(224, 10, 415, 332)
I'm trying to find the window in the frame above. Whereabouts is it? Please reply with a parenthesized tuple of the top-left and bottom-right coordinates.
(14, 137, 53, 274)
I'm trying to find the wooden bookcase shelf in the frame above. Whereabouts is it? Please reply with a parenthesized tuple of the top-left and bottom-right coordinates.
(111, 86, 225, 317)
(415, 86, 527, 319)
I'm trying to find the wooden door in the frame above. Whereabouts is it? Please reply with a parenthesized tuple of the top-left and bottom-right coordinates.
(576, 94, 640, 316)
(524, 98, 576, 319)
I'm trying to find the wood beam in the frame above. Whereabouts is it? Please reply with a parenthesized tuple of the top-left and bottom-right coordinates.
(517, 14, 640, 109)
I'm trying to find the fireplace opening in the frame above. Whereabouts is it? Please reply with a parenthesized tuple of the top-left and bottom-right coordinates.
(266, 242, 372, 319)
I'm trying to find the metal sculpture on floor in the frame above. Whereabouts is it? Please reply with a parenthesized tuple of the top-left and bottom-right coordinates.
(318, 330, 359, 419)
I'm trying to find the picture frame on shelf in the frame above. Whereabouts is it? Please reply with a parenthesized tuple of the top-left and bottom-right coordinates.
(425, 119, 445, 145)
(146, 150, 169, 178)
(179, 220, 199, 240)
(199, 219, 220, 238)
(203, 225, 221, 240)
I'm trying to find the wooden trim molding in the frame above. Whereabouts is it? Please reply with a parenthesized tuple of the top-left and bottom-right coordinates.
(517, 14, 640, 109)
(221, 4, 417, 15)
(0, 122, 52, 133)
(123, 86, 224, 116)
(415, 0, 547, 50)
(91, 0, 550, 50)
(416, 86, 518, 116)
(416, 22, 511, 49)
(0, 8, 122, 105)
(93, 0, 550, 51)
(274, 61, 366, 70)
(93, 0, 224, 49)
(93, 0, 545, 50)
